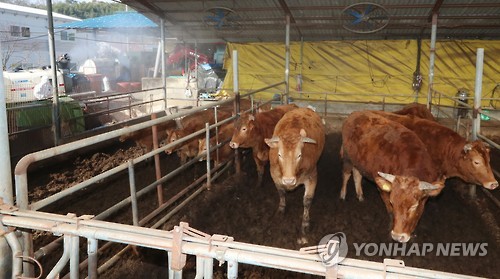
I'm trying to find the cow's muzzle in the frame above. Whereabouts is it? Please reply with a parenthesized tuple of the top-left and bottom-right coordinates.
(229, 141, 239, 149)
(484, 181, 499, 190)
(282, 177, 297, 186)
(391, 231, 410, 243)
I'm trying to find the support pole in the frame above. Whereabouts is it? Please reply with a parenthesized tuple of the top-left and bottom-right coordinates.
(151, 113, 164, 205)
(87, 238, 98, 279)
(426, 13, 438, 109)
(47, 0, 60, 146)
(153, 41, 161, 78)
(284, 15, 291, 104)
(161, 19, 167, 110)
(470, 48, 484, 198)
(205, 123, 212, 190)
(232, 50, 241, 175)
(0, 46, 14, 279)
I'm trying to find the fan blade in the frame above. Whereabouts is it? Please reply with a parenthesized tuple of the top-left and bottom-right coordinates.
(346, 9, 362, 19)
(364, 4, 373, 16)
(352, 18, 363, 24)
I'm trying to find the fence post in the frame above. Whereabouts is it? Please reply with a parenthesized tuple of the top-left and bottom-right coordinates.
(233, 50, 241, 175)
(151, 113, 164, 205)
(205, 123, 212, 190)
(470, 48, 484, 198)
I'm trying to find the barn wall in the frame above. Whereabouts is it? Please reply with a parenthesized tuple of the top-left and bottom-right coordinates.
(221, 40, 500, 107)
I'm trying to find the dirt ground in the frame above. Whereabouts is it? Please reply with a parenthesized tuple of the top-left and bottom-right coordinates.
(26, 116, 500, 279)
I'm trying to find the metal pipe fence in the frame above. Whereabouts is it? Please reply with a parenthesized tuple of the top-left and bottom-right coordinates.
(0, 207, 485, 279)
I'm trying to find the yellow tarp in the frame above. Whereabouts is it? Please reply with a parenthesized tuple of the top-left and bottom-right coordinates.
(221, 40, 500, 107)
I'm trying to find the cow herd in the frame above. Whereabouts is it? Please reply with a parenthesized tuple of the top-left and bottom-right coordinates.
(119, 100, 498, 245)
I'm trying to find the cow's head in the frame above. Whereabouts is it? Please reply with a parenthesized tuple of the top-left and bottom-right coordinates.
(198, 138, 208, 161)
(165, 130, 180, 155)
(230, 113, 255, 149)
(458, 140, 498, 190)
(376, 172, 445, 243)
(265, 129, 316, 186)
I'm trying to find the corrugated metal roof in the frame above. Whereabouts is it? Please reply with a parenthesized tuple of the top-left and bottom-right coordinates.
(55, 11, 157, 29)
(118, 0, 500, 43)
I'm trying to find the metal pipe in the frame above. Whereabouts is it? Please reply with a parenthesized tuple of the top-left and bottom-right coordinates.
(87, 238, 98, 279)
(194, 256, 205, 279)
(205, 123, 212, 190)
(240, 81, 285, 99)
(427, 13, 438, 109)
(232, 49, 242, 175)
(470, 48, 484, 198)
(160, 19, 167, 109)
(5, 231, 22, 278)
(46, 0, 61, 146)
(228, 260, 238, 279)
(46, 234, 71, 279)
(70, 235, 79, 279)
(151, 113, 164, 205)
(153, 41, 161, 78)
(0, 211, 484, 279)
(284, 14, 291, 104)
(0, 63, 13, 206)
(128, 161, 139, 227)
(203, 257, 214, 279)
(472, 48, 484, 141)
(0, 45, 14, 279)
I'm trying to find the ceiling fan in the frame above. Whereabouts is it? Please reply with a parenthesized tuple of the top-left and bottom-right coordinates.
(203, 7, 242, 33)
(341, 2, 390, 34)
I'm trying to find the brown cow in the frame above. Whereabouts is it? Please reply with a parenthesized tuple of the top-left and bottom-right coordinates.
(198, 122, 234, 165)
(165, 98, 254, 162)
(265, 107, 325, 244)
(341, 111, 445, 243)
(393, 103, 436, 121)
(165, 108, 233, 163)
(119, 120, 176, 153)
(229, 104, 298, 186)
(372, 111, 498, 190)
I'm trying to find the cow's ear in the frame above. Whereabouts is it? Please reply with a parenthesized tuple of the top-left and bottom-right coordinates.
(420, 181, 445, 197)
(300, 129, 307, 137)
(376, 172, 395, 192)
(248, 114, 255, 121)
(265, 137, 279, 148)
(375, 177, 392, 192)
(463, 143, 473, 154)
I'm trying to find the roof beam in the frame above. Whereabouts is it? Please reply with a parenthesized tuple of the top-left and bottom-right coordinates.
(428, 0, 444, 22)
(277, 0, 302, 38)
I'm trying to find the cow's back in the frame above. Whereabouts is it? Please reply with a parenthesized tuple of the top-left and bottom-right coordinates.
(393, 103, 436, 121)
(255, 104, 299, 139)
(342, 111, 438, 182)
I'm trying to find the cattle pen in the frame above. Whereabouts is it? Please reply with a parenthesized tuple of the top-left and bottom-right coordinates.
(1, 79, 499, 278)
(1, 37, 500, 279)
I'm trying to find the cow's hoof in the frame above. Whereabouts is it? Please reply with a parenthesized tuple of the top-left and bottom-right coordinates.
(339, 192, 346, 200)
(357, 195, 364, 202)
(297, 237, 309, 245)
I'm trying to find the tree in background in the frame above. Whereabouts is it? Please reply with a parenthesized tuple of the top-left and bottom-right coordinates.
(0, 0, 126, 19)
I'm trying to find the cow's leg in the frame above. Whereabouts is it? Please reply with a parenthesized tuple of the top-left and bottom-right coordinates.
(298, 172, 318, 245)
(276, 187, 286, 214)
(340, 159, 353, 200)
(254, 156, 266, 187)
(352, 167, 364, 201)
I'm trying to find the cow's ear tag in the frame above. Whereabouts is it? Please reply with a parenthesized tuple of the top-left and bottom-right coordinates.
(382, 183, 391, 192)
